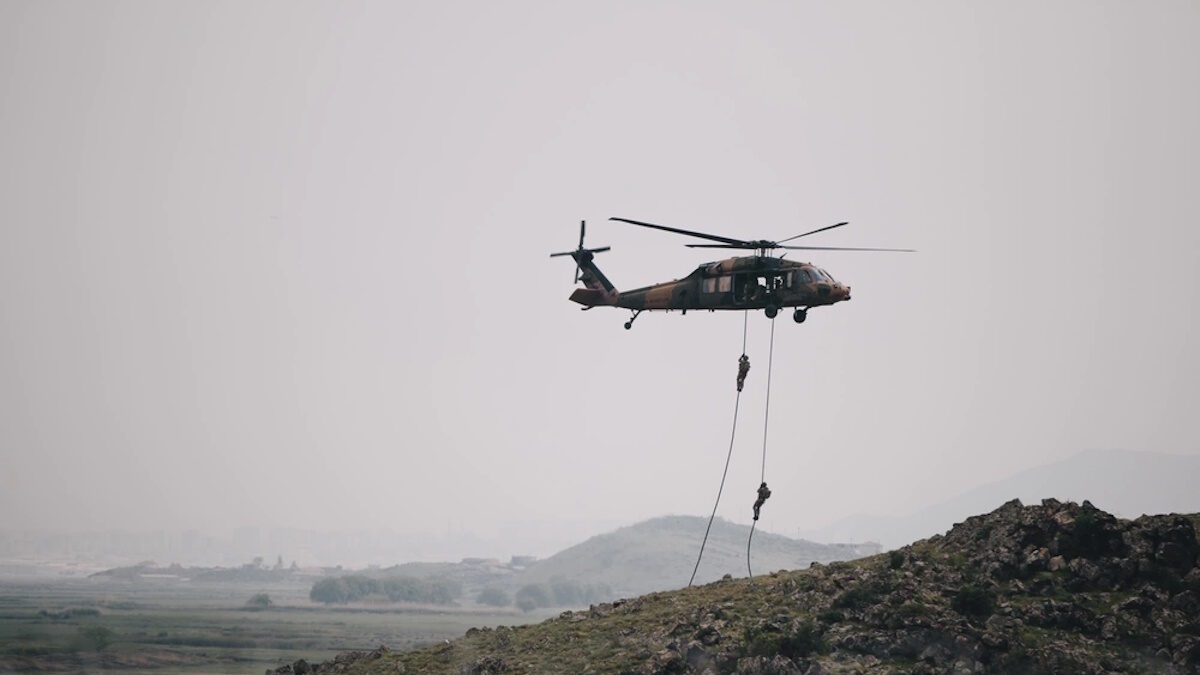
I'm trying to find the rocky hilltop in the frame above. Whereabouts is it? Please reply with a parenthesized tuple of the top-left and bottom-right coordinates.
(273, 500, 1200, 674)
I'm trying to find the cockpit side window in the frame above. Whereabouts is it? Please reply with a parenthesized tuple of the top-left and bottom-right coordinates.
(796, 269, 813, 283)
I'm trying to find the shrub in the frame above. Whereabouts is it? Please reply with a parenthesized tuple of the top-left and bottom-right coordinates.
(545, 579, 613, 607)
(550, 579, 583, 606)
(310, 577, 351, 604)
(1059, 510, 1121, 560)
(744, 620, 825, 658)
(888, 550, 905, 570)
(832, 580, 890, 611)
(245, 593, 273, 610)
(817, 608, 844, 623)
(515, 584, 551, 612)
(778, 620, 825, 658)
(76, 625, 113, 651)
(382, 577, 421, 602)
(952, 583, 995, 618)
(311, 575, 461, 605)
(476, 587, 511, 607)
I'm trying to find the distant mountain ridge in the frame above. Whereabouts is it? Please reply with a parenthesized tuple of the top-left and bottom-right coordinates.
(519, 514, 879, 597)
(801, 449, 1200, 549)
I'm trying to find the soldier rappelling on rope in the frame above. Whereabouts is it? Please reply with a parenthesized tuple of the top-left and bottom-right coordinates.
(752, 482, 771, 521)
(736, 354, 750, 392)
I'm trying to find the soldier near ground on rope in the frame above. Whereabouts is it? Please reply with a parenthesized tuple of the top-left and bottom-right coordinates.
(737, 354, 750, 392)
(753, 482, 771, 521)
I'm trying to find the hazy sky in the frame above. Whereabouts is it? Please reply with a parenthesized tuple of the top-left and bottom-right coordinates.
(2, 1, 1198, 553)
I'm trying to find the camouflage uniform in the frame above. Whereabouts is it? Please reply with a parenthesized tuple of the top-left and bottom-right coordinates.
(753, 482, 771, 521)
(736, 354, 750, 392)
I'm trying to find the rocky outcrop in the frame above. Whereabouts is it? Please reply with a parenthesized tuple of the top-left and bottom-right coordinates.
(271, 500, 1200, 674)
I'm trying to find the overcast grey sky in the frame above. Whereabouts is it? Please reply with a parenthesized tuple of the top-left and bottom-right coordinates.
(2, 1, 1197, 554)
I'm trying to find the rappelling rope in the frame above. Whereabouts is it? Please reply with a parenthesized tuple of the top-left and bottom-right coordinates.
(760, 316, 775, 484)
(747, 521, 757, 578)
(688, 311, 749, 588)
(747, 315, 777, 579)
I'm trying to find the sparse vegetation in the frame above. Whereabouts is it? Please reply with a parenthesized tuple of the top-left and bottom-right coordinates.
(1059, 508, 1120, 559)
(745, 619, 825, 659)
(831, 579, 890, 610)
(275, 500, 1200, 674)
(475, 587, 511, 607)
(245, 593, 273, 610)
(951, 582, 995, 618)
(74, 625, 113, 651)
(0, 579, 546, 673)
(507, 579, 614, 612)
(308, 575, 461, 605)
(38, 607, 101, 620)
(514, 584, 551, 612)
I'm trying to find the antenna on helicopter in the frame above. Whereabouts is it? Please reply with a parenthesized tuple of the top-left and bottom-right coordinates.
(550, 220, 611, 283)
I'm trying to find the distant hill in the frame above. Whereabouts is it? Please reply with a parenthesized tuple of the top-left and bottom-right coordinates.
(517, 515, 878, 597)
(802, 449, 1200, 549)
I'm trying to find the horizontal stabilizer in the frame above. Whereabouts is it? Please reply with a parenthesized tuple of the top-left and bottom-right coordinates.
(570, 288, 617, 307)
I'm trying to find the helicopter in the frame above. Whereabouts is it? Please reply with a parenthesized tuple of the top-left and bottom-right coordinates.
(551, 217, 913, 329)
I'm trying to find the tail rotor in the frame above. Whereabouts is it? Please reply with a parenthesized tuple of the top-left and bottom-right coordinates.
(550, 220, 610, 284)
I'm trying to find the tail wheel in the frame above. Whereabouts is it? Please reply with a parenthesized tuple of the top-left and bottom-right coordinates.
(793, 308, 807, 324)
(765, 304, 779, 319)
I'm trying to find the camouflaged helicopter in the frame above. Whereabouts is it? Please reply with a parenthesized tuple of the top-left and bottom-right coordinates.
(551, 217, 913, 329)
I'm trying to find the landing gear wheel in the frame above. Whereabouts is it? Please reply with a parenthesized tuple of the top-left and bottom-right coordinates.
(624, 321, 632, 330)
(793, 308, 807, 324)
(764, 304, 779, 319)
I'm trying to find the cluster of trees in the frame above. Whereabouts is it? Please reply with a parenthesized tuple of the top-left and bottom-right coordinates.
(475, 578, 613, 611)
(244, 593, 273, 610)
(309, 575, 462, 605)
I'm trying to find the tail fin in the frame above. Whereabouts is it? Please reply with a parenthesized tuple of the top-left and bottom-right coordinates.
(550, 220, 619, 306)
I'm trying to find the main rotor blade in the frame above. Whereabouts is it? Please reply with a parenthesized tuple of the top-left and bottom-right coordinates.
(550, 246, 610, 257)
(775, 221, 848, 244)
(778, 245, 916, 252)
(685, 244, 754, 249)
(609, 217, 749, 247)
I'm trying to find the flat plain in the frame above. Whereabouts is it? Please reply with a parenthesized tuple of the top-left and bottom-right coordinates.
(0, 577, 552, 673)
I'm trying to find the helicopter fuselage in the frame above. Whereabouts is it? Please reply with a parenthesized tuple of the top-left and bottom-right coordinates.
(599, 256, 850, 313)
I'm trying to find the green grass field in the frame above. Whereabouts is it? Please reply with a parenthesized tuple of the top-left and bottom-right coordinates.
(0, 579, 555, 673)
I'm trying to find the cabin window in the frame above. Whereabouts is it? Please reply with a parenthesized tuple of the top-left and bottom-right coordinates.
(702, 278, 717, 293)
(717, 276, 732, 293)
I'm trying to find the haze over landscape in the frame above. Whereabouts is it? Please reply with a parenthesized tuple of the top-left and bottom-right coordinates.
(4, 3, 1200, 673)
(2, 0, 1198, 565)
